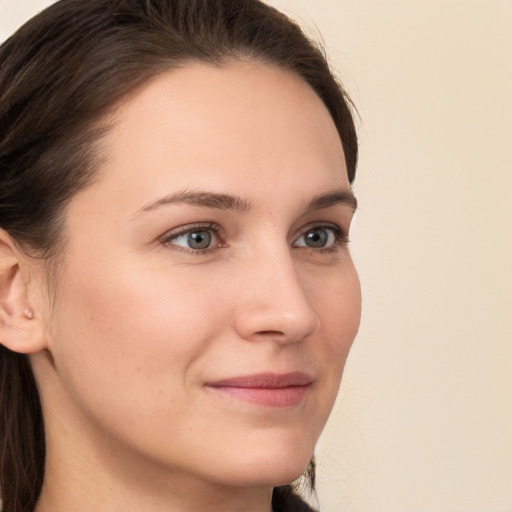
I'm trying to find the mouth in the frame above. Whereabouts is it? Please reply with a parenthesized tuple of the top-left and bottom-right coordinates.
(204, 372, 313, 407)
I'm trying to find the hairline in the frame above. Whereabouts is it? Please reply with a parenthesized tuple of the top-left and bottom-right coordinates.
(36, 56, 353, 304)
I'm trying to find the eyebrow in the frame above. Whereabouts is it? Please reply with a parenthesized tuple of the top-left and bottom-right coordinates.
(138, 190, 250, 214)
(306, 190, 358, 213)
(136, 188, 357, 215)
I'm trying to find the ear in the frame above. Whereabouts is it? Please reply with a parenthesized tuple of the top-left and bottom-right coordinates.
(0, 229, 47, 354)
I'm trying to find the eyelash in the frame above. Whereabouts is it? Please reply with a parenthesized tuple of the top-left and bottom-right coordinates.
(161, 222, 223, 255)
(297, 223, 350, 254)
(160, 222, 350, 255)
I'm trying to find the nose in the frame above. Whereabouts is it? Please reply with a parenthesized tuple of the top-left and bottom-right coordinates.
(233, 248, 320, 345)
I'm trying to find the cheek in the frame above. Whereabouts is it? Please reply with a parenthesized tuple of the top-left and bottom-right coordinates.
(49, 255, 230, 416)
(311, 259, 361, 341)
(306, 261, 361, 385)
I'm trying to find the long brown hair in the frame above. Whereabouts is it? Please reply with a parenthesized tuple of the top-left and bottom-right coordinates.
(0, 1, 358, 510)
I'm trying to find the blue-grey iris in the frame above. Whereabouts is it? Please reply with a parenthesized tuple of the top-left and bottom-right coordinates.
(305, 228, 328, 248)
(188, 230, 211, 249)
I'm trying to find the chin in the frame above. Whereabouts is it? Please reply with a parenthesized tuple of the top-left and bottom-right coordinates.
(207, 440, 315, 488)
(195, 414, 324, 488)
(219, 464, 309, 489)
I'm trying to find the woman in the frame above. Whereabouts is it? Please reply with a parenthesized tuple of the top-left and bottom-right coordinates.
(0, 1, 361, 511)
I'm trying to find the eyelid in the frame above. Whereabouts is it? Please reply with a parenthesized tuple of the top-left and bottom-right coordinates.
(160, 222, 224, 253)
(292, 222, 350, 250)
(158, 221, 349, 255)
(293, 222, 348, 241)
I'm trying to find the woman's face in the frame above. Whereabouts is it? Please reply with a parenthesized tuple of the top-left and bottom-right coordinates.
(35, 62, 361, 489)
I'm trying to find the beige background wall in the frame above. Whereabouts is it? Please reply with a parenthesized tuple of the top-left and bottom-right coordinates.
(1, 1, 511, 511)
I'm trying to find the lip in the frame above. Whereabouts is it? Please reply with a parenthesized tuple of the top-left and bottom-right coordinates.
(204, 372, 313, 407)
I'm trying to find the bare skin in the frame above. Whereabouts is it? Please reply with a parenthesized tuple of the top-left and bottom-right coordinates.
(0, 61, 361, 512)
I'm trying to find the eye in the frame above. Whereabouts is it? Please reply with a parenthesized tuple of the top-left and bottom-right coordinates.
(172, 230, 212, 250)
(293, 225, 344, 249)
(162, 224, 222, 252)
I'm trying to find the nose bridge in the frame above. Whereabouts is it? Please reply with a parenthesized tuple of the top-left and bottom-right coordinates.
(233, 239, 320, 343)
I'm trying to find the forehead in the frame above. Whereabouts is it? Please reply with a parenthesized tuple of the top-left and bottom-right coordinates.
(82, 61, 349, 214)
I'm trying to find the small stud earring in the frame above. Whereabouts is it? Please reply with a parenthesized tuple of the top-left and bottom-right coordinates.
(23, 308, 35, 319)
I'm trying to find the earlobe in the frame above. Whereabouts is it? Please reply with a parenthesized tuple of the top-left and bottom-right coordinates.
(0, 229, 47, 354)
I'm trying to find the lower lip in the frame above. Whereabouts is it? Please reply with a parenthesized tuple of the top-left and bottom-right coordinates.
(206, 385, 310, 407)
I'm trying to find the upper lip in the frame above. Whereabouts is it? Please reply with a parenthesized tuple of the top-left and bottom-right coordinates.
(205, 372, 313, 389)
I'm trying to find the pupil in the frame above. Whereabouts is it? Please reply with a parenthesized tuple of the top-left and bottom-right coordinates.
(188, 230, 211, 249)
(306, 229, 327, 247)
